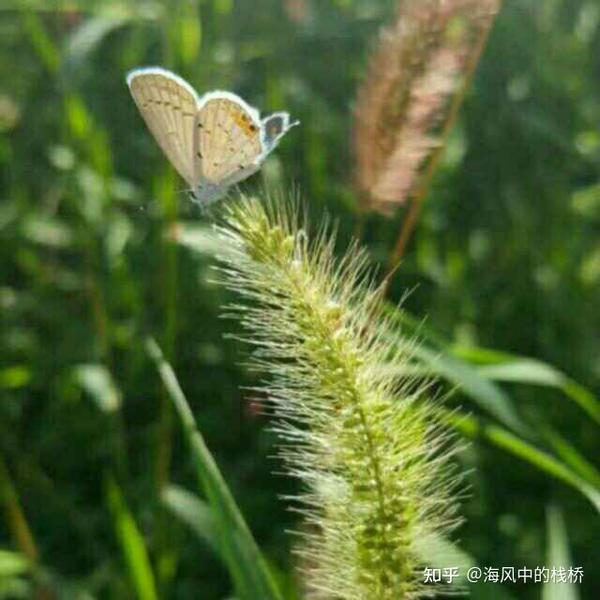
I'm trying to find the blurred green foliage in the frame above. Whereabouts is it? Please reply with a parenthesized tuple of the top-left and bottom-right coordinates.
(0, 0, 598, 598)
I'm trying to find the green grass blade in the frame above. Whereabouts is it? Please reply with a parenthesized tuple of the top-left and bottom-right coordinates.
(382, 304, 531, 436)
(105, 475, 158, 600)
(484, 427, 600, 512)
(561, 380, 600, 426)
(162, 485, 220, 558)
(443, 411, 600, 513)
(72, 363, 121, 413)
(413, 344, 531, 437)
(454, 347, 600, 425)
(385, 304, 600, 433)
(543, 505, 579, 600)
(542, 427, 600, 489)
(22, 10, 59, 73)
(0, 457, 38, 564)
(146, 338, 283, 600)
(0, 550, 30, 579)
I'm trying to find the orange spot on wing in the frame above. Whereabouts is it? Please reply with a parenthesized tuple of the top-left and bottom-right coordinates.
(233, 111, 258, 137)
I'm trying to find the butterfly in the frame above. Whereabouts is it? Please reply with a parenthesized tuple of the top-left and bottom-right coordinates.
(126, 67, 298, 204)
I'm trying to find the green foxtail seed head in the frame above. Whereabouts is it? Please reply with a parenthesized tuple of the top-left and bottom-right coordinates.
(216, 195, 463, 599)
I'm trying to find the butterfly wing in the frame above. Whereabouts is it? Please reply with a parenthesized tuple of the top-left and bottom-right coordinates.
(127, 70, 299, 204)
(127, 68, 198, 187)
(261, 112, 299, 153)
(194, 92, 264, 190)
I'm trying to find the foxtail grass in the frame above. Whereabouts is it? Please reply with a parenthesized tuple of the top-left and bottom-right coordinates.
(216, 196, 463, 599)
(354, 0, 501, 216)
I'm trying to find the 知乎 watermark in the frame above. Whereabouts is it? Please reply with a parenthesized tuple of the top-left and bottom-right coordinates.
(423, 566, 584, 584)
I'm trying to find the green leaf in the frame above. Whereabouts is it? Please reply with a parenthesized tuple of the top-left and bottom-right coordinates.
(382, 304, 531, 436)
(0, 550, 29, 579)
(0, 367, 32, 390)
(22, 10, 59, 73)
(386, 308, 600, 504)
(543, 505, 579, 600)
(484, 427, 600, 512)
(443, 410, 600, 513)
(146, 338, 283, 600)
(385, 305, 600, 434)
(542, 427, 600, 489)
(73, 364, 121, 412)
(105, 475, 158, 600)
(62, 15, 129, 77)
(162, 485, 220, 558)
(413, 344, 531, 437)
(454, 346, 600, 425)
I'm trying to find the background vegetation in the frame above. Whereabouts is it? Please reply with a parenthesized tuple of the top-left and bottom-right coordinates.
(1, 0, 599, 598)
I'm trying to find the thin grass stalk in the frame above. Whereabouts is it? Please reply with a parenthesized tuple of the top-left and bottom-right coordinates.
(0, 454, 38, 564)
(150, 175, 180, 597)
(155, 203, 178, 495)
(146, 338, 284, 600)
(151, 13, 183, 595)
(105, 474, 159, 600)
(153, 5, 180, 493)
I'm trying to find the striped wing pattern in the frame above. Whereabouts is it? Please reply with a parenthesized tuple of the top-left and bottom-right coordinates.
(196, 97, 263, 185)
(128, 70, 198, 187)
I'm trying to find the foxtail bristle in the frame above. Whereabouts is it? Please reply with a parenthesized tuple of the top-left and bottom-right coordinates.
(216, 195, 464, 598)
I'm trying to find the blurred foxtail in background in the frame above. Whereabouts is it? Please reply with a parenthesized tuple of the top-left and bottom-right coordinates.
(353, 0, 501, 282)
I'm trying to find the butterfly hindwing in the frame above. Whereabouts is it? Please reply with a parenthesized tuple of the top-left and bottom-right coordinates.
(195, 94, 264, 186)
(127, 68, 198, 187)
(261, 112, 297, 152)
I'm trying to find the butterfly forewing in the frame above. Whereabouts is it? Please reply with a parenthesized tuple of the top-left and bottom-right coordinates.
(196, 96, 263, 185)
(128, 70, 198, 187)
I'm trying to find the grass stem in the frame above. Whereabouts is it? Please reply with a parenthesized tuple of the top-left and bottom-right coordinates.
(0, 454, 38, 564)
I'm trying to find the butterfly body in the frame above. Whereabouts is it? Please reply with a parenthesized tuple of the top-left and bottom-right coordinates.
(126, 67, 297, 204)
(189, 180, 227, 205)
